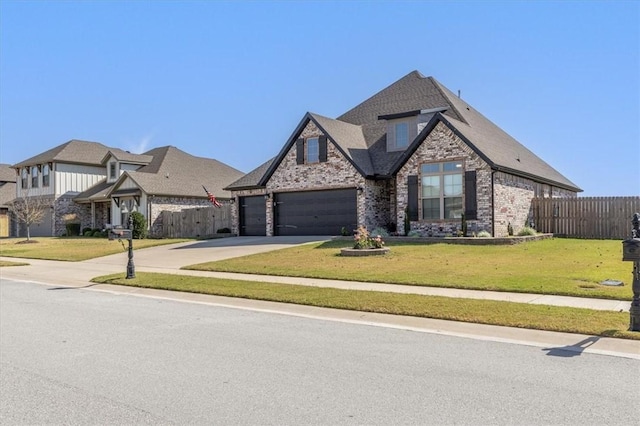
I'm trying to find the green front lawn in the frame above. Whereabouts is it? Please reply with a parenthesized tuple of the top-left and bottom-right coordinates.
(92, 272, 638, 340)
(184, 238, 633, 300)
(0, 237, 192, 261)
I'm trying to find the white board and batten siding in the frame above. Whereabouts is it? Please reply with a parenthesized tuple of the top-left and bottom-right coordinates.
(55, 163, 106, 196)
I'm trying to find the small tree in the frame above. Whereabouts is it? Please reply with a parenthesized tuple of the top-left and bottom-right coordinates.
(130, 211, 147, 239)
(10, 196, 50, 241)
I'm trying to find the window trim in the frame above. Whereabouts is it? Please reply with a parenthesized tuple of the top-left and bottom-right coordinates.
(419, 159, 464, 221)
(109, 162, 117, 180)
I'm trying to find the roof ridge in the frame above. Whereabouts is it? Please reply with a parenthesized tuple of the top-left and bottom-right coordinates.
(427, 77, 467, 125)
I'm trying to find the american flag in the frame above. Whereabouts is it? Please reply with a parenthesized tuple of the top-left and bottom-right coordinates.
(202, 185, 222, 208)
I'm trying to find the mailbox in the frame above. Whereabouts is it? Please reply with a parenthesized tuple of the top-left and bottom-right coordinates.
(622, 238, 640, 262)
(109, 228, 132, 241)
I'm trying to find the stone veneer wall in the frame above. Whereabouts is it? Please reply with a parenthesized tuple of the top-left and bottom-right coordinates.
(148, 196, 213, 237)
(54, 195, 92, 236)
(229, 188, 268, 235)
(363, 179, 392, 232)
(396, 121, 492, 236)
(266, 120, 365, 236)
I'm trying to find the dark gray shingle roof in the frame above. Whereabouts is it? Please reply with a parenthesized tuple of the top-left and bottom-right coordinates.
(225, 157, 275, 190)
(336, 70, 580, 190)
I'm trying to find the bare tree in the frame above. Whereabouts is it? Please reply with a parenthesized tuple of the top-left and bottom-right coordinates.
(10, 196, 50, 241)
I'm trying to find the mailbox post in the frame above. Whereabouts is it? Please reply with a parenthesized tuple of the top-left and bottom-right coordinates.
(126, 215, 135, 279)
(108, 216, 135, 279)
(622, 213, 640, 332)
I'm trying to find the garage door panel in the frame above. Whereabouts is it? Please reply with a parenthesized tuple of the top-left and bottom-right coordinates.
(239, 196, 266, 236)
(275, 189, 357, 236)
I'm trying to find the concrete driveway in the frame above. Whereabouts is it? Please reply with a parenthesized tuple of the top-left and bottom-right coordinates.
(86, 235, 330, 270)
(0, 236, 330, 287)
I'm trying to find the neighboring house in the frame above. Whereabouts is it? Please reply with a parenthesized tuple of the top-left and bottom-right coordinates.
(12, 140, 243, 237)
(226, 71, 581, 237)
(0, 164, 17, 237)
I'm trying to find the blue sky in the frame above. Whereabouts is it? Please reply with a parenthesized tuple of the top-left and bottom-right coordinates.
(1, 0, 638, 196)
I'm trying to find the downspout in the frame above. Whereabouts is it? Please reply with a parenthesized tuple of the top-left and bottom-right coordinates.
(491, 170, 496, 237)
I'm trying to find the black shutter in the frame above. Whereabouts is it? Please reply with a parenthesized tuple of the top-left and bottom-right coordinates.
(464, 170, 477, 220)
(407, 175, 419, 221)
(319, 136, 328, 162)
(296, 138, 304, 165)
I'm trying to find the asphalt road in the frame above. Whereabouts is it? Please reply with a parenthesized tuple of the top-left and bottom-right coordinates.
(1, 278, 638, 425)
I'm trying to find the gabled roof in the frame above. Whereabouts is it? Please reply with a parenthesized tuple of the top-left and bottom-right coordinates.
(229, 70, 580, 192)
(12, 139, 110, 168)
(109, 146, 244, 198)
(101, 149, 153, 165)
(258, 112, 375, 186)
(338, 70, 580, 190)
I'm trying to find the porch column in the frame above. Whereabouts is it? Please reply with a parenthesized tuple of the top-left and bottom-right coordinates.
(91, 202, 96, 229)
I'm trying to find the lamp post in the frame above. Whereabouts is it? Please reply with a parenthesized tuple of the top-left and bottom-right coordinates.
(126, 214, 135, 279)
(623, 213, 640, 331)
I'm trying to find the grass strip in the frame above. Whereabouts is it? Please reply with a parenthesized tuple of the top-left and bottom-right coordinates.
(92, 272, 639, 341)
(184, 239, 633, 300)
(0, 260, 30, 267)
(0, 237, 192, 261)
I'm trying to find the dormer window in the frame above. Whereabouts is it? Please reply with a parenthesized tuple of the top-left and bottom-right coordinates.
(109, 162, 117, 180)
(395, 122, 409, 149)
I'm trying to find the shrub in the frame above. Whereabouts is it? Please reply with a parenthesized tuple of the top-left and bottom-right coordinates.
(370, 227, 389, 238)
(65, 223, 81, 237)
(404, 207, 411, 236)
(217, 227, 231, 234)
(517, 226, 537, 236)
(130, 212, 148, 239)
(461, 213, 467, 237)
(340, 227, 351, 236)
(407, 230, 421, 238)
(476, 230, 491, 238)
(92, 229, 104, 237)
(82, 227, 92, 235)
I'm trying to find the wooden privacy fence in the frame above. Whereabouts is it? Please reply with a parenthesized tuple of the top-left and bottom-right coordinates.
(532, 196, 640, 240)
(160, 206, 231, 238)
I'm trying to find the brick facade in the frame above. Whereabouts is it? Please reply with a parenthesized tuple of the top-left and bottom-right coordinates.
(265, 120, 366, 235)
(396, 121, 492, 236)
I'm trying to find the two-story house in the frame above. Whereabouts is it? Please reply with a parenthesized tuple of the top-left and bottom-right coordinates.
(226, 71, 581, 237)
(12, 140, 243, 237)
